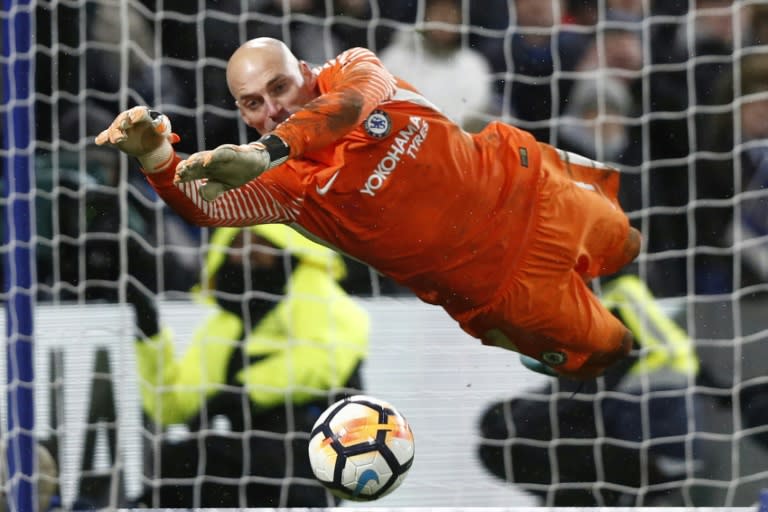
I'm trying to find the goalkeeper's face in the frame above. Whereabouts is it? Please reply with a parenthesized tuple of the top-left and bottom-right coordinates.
(227, 43, 318, 134)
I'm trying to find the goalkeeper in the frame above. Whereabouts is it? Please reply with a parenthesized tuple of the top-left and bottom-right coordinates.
(129, 224, 369, 508)
(97, 37, 641, 380)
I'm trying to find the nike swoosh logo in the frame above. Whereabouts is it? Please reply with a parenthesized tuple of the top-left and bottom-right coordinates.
(316, 170, 340, 196)
(353, 468, 380, 497)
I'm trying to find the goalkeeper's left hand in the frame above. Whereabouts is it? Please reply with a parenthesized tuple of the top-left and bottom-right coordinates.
(174, 143, 273, 201)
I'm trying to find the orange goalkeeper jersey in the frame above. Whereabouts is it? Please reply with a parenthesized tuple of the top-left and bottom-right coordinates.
(147, 47, 632, 376)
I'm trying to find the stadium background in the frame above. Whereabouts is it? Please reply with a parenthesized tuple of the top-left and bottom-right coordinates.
(4, 0, 768, 509)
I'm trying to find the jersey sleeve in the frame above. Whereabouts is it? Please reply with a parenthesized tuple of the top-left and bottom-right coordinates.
(144, 154, 300, 226)
(273, 47, 397, 157)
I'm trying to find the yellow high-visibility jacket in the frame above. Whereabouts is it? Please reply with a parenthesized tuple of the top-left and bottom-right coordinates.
(135, 224, 370, 426)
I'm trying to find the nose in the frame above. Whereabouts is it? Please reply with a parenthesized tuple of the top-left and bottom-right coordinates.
(264, 98, 283, 119)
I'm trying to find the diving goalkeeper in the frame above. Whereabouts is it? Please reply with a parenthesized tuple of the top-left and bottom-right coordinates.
(95, 37, 641, 380)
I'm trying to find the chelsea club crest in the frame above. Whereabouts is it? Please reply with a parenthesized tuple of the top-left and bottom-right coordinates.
(363, 109, 391, 139)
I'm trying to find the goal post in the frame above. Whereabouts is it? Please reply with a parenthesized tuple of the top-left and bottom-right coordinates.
(2, 0, 38, 510)
(5, 0, 768, 509)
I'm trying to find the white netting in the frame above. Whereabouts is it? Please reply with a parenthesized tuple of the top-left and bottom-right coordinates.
(3, 0, 768, 509)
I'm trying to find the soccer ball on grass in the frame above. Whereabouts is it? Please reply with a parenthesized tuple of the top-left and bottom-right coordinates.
(308, 394, 415, 501)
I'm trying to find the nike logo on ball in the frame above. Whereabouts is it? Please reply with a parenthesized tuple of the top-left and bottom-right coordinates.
(353, 468, 380, 497)
(316, 170, 340, 196)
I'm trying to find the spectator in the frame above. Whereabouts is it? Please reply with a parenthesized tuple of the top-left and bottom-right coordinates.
(668, 0, 754, 107)
(245, 0, 344, 65)
(565, 12, 647, 194)
(379, 0, 494, 131)
(572, 12, 643, 86)
(477, 275, 702, 506)
(487, 0, 594, 141)
(85, 0, 185, 115)
(330, 0, 398, 51)
(695, 50, 768, 293)
(557, 75, 635, 164)
(373, 0, 420, 30)
(130, 224, 370, 507)
(607, 0, 645, 19)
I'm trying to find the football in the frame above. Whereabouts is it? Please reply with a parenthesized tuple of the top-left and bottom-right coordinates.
(308, 394, 415, 501)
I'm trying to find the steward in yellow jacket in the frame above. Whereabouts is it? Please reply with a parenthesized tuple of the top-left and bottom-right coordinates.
(131, 224, 369, 508)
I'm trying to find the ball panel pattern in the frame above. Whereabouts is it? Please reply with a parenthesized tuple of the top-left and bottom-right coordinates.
(308, 395, 415, 501)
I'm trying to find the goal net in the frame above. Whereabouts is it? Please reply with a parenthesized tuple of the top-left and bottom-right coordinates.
(3, 0, 768, 509)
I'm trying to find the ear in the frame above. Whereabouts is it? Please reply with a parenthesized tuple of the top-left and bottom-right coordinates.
(299, 60, 317, 88)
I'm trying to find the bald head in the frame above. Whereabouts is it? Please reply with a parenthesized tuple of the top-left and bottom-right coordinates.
(226, 38, 298, 96)
(226, 38, 318, 134)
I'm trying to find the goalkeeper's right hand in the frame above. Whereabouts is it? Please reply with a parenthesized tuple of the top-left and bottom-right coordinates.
(95, 106, 180, 173)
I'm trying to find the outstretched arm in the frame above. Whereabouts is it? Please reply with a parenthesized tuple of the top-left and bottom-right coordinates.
(95, 106, 298, 226)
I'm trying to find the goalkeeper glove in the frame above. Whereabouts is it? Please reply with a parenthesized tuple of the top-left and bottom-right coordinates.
(94, 106, 180, 173)
(174, 135, 289, 202)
